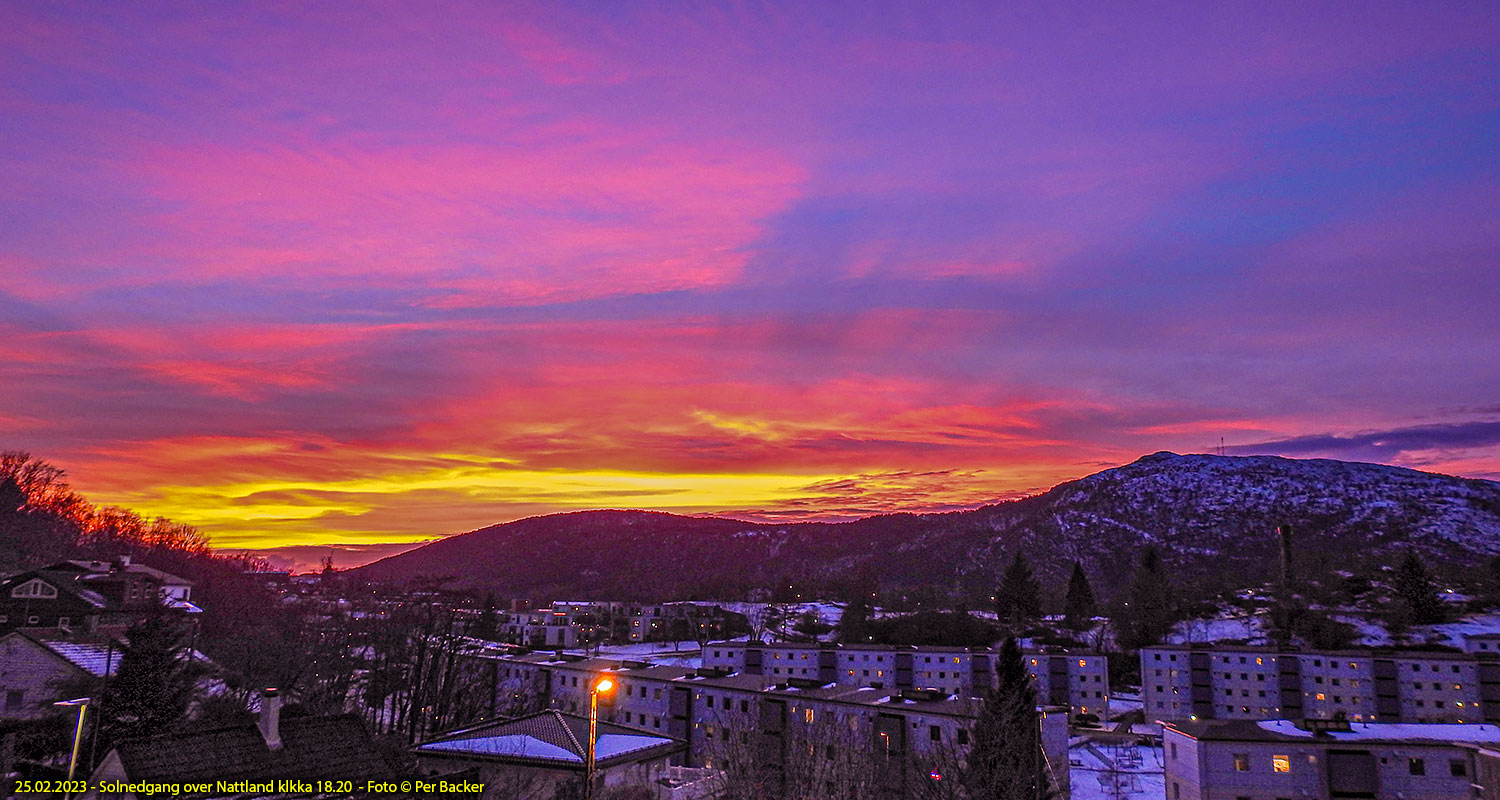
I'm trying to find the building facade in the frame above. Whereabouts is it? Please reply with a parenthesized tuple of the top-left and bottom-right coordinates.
(1163, 717, 1500, 800)
(701, 641, 1110, 717)
(480, 651, 1071, 797)
(1142, 645, 1500, 724)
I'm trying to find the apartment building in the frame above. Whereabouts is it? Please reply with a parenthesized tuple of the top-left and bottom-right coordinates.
(482, 651, 1071, 797)
(1142, 645, 1500, 724)
(701, 641, 1110, 717)
(497, 601, 745, 647)
(1163, 716, 1500, 800)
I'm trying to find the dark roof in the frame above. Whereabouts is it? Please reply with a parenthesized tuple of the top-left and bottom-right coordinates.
(416, 710, 682, 769)
(0, 570, 109, 608)
(113, 714, 395, 788)
(39, 559, 194, 586)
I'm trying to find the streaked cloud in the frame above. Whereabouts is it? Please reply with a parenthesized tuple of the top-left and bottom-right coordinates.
(2, 1, 1498, 563)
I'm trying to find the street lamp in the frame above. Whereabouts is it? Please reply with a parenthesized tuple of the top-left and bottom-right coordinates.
(53, 697, 90, 799)
(585, 677, 614, 800)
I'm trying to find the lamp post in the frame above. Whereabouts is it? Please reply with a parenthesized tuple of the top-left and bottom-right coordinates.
(53, 697, 90, 800)
(585, 676, 614, 800)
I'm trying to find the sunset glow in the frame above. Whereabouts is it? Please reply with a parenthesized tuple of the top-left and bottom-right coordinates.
(4, 2, 1499, 569)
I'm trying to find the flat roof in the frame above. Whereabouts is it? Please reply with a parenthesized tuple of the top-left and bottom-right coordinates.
(1165, 718, 1500, 746)
(1142, 644, 1482, 661)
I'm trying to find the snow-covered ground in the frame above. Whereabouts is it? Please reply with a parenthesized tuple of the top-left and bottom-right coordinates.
(1330, 613, 1392, 646)
(1069, 742, 1164, 800)
(1166, 615, 1267, 645)
(712, 600, 847, 641)
(1426, 613, 1500, 649)
(1108, 691, 1143, 720)
(571, 641, 705, 667)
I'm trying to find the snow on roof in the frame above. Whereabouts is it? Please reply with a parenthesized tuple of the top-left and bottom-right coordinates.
(1257, 720, 1500, 744)
(419, 734, 581, 762)
(40, 639, 121, 677)
(165, 598, 204, 614)
(592, 733, 674, 760)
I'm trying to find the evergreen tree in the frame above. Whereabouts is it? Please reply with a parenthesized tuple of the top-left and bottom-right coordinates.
(839, 594, 872, 643)
(469, 603, 499, 641)
(963, 637, 1049, 800)
(1119, 546, 1173, 651)
(0, 477, 25, 513)
(1063, 562, 1097, 631)
(995, 551, 1042, 629)
(1392, 550, 1446, 625)
(99, 617, 195, 745)
(1484, 555, 1500, 606)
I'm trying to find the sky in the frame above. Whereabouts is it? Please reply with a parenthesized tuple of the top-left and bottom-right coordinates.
(3, 1, 1499, 569)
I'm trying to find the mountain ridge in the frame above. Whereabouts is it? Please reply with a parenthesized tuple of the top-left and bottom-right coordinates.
(352, 452, 1500, 600)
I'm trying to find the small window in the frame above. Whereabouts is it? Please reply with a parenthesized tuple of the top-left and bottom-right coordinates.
(3, 690, 23, 713)
(1272, 755, 1290, 773)
(1233, 754, 1250, 771)
(930, 725, 941, 741)
(1451, 760, 1467, 777)
(1409, 758, 1425, 776)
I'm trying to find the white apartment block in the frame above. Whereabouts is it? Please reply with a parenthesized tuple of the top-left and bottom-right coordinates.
(481, 651, 1072, 797)
(1142, 645, 1500, 724)
(1163, 717, 1500, 800)
(700, 641, 1110, 717)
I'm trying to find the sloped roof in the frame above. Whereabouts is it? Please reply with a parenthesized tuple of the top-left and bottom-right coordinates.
(1, 571, 108, 608)
(57, 559, 194, 585)
(113, 714, 396, 789)
(25, 631, 124, 676)
(416, 710, 682, 769)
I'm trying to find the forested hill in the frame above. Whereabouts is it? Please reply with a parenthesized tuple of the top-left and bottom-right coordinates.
(352, 452, 1500, 600)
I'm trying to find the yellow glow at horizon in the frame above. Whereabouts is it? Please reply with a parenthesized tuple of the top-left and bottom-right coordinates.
(90, 464, 882, 548)
(83, 447, 1042, 551)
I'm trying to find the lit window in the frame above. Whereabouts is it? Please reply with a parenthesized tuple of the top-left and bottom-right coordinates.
(1233, 754, 1250, 772)
(1272, 755, 1290, 773)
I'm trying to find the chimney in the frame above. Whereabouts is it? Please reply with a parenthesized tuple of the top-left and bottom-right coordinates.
(259, 688, 283, 750)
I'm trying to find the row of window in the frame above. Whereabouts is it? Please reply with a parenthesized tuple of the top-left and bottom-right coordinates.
(1170, 749, 1476, 778)
(1152, 652, 1478, 672)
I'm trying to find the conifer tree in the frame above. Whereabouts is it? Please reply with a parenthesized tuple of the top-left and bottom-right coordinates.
(1063, 562, 1097, 631)
(963, 637, 1049, 800)
(0, 477, 25, 513)
(1392, 550, 1446, 625)
(1119, 546, 1173, 651)
(99, 617, 195, 746)
(839, 594, 872, 643)
(995, 551, 1042, 629)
